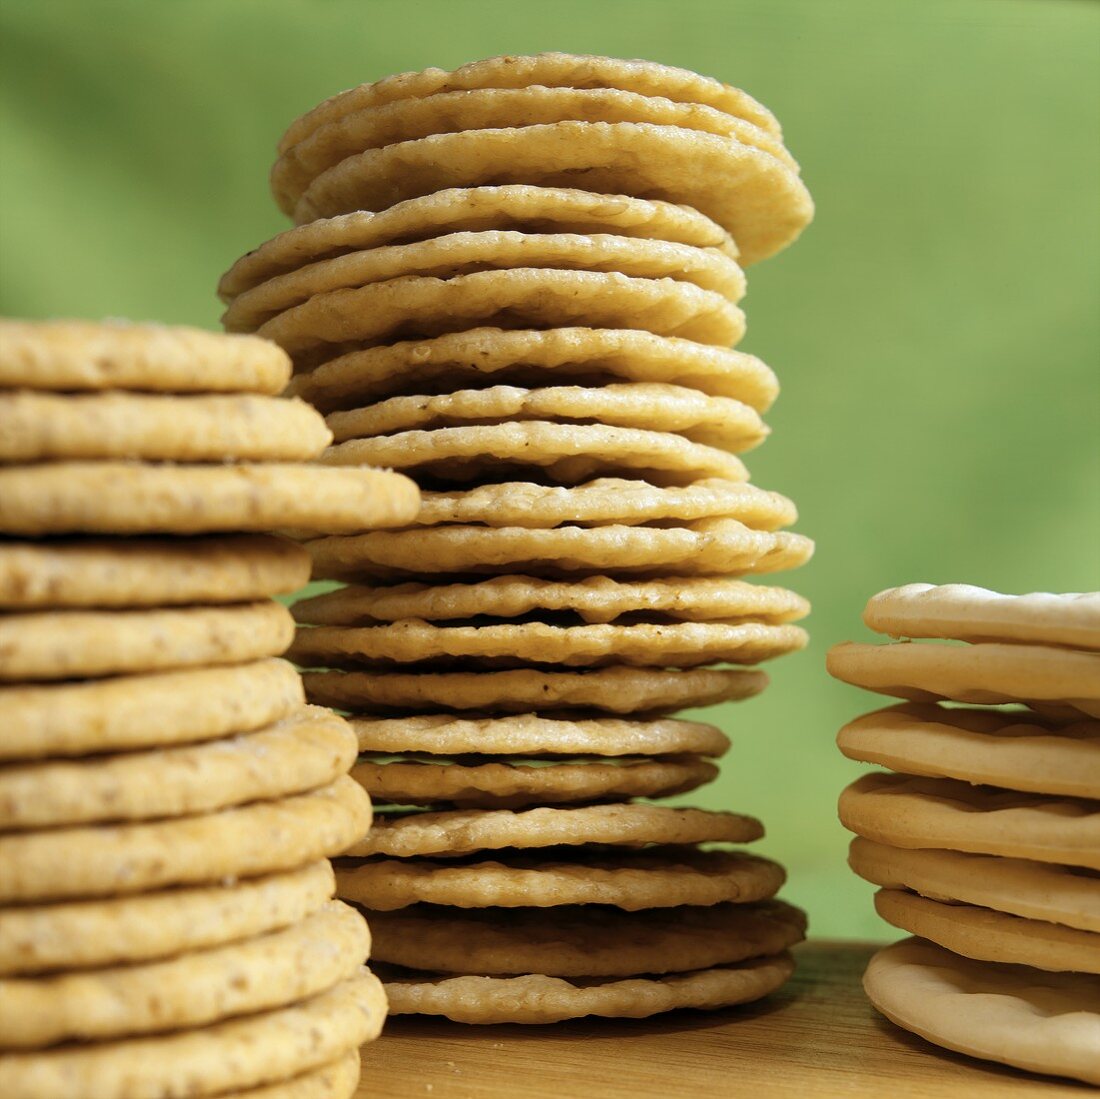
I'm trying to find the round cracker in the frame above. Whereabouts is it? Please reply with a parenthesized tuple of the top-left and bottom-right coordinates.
(0, 318, 290, 394)
(0, 462, 420, 536)
(0, 861, 335, 976)
(863, 583, 1100, 650)
(233, 1052, 360, 1099)
(338, 849, 784, 911)
(369, 899, 805, 977)
(0, 776, 371, 902)
(0, 600, 293, 682)
(303, 665, 766, 715)
(0, 535, 309, 609)
(347, 803, 762, 858)
(0, 901, 369, 1049)
(837, 702, 1100, 799)
(849, 838, 1100, 934)
(838, 772, 1100, 871)
(288, 328, 778, 413)
(0, 392, 330, 463)
(0, 969, 386, 1099)
(0, 706, 355, 830)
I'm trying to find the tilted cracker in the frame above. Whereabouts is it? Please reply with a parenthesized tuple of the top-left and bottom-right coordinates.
(1, 658, 303, 761)
(0, 600, 293, 682)
(0, 776, 370, 903)
(838, 772, 1100, 871)
(0, 535, 309, 609)
(338, 849, 784, 911)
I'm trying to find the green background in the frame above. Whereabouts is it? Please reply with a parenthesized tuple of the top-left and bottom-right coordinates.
(2, 0, 1097, 939)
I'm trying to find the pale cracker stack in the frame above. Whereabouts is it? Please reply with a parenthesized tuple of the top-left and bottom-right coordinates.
(827, 583, 1100, 1085)
(220, 53, 815, 1024)
(0, 320, 421, 1098)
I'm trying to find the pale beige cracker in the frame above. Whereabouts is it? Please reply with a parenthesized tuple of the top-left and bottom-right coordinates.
(293, 123, 812, 267)
(259, 270, 744, 364)
(875, 888, 1100, 975)
(0, 901, 368, 1049)
(838, 772, 1100, 871)
(221, 187, 736, 300)
(307, 519, 814, 582)
(0, 392, 331, 463)
(288, 328, 778, 413)
(304, 665, 766, 715)
(0, 318, 290, 393)
(863, 583, 1100, 650)
(0, 775, 370, 902)
(349, 713, 730, 757)
(849, 838, 1100, 934)
(0, 707, 355, 830)
(320, 421, 748, 485)
(326, 383, 765, 452)
(338, 849, 784, 911)
(295, 576, 808, 626)
(235, 1051, 360, 1099)
(0, 462, 420, 536)
(224, 231, 745, 332)
(0, 600, 293, 682)
(291, 619, 807, 670)
(0, 861, 335, 976)
(0, 535, 309, 609)
(838, 702, 1100, 799)
(1, 658, 303, 761)
(0, 969, 386, 1099)
(347, 803, 762, 858)
(827, 640, 1100, 716)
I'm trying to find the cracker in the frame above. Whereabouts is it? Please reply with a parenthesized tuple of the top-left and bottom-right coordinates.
(0, 969, 386, 1099)
(863, 583, 1100, 650)
(288, 328, 778, 413)
(838, 702, 1100, 799)
(304, 665, 765, 715)
(0, 392, 331, 463)
(0, 658, 304, 761)
(293, 123, 812, 267)
(874, 888, 1100, 975)
(0, 462, 420, 536)
(0, 318, 290, 393)
(347, 803, 762, 858)
(259, 271, 744, 364)
(0, 901, 369, 1049)
(0, 776, 370, 902)
(849, 838, 1100, 934)
(221, 186, 735, 300)
(0, 861, 335, 976)
(838, 772, 1100, 871)
(234, 1052, 360, 1099)
(338, 849, 784, 911)
(0, 535, 309, 609)
(0, 600, 293, 682)
(306, 519, 814, 582)
(827, 640, 1100, 716)
(0, 706, 355, 829)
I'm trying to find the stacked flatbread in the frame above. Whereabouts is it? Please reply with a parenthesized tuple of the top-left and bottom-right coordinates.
(0, 320, 419, 1097)
(829, 583, 1100, 1085)
(221, 53, 814, 1024)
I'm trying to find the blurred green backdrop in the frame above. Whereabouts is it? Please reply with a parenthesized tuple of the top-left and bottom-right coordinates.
(1, 0, 1097, 939)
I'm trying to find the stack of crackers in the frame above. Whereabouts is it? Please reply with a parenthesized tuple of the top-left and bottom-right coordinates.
(220, 53, 816, 1023)
(828, 583, 1100, 1085)
(0, 320, 420, 1097)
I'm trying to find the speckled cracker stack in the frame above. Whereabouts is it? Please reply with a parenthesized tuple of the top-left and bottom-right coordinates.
(0, 319, 421, 1098)
(828, 584, 1100, 1085)
(221, 53, 815, 1023)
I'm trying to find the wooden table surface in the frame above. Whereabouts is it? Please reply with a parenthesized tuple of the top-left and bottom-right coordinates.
(358, 940, 1088, 1097)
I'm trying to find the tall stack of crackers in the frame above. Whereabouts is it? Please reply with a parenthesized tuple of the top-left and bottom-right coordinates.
(221, 53, 817, 1023)
(0, 320, 419, 1097)
(828, 583, 1100, 1085)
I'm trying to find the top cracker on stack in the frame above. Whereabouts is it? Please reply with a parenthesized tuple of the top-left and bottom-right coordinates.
(221, 52, 815, 1025)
